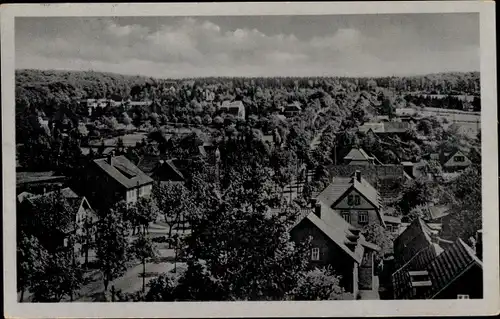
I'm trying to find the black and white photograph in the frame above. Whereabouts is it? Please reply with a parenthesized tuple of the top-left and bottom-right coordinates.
(2, 2, 498, 318)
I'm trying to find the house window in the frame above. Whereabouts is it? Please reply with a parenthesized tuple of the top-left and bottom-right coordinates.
(355, 195, 361, 205)
(457, 294, 469, 299)
(341, 212, 351, 223)
(311, 248, 320, 261)
(454, 156, 465, 162)
(358, 211, 368, 224)
(63, 238, 69, 247)
(348, 195, 354, 206)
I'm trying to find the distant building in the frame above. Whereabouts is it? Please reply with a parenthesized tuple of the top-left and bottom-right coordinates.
(289, 201, 380, 298)
(315, 170, 385, 229)
(392, 218, 482, 299)
(85, 154, 154, 208)
(359, 122, 411, 137)
(220, 100, 246, 120)
(343, 148, 376, 166)
(284, 101, 302, 117)
(422, 148, 472, 172)
(383, 215, 402, 234)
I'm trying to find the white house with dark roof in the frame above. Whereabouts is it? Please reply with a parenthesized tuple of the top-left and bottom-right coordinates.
(85, 154, 154, 208)
(220, 100, 245, 120)
(315, 170, 385, 229)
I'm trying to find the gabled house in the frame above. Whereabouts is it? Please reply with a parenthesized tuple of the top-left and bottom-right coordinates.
(17, 187, 98, 254)
(359, 122, 411, 138)
(138, 156, 189, 185)
(435, 149, 472, 172)
(85, 154, 154, 208)
(343, 148, 376, 166)
(284, 101, 302, 118)
(392, 219, 483, 300)
(16, 171, 68, 194)
(220, 101, 246, 120)
(290, 201, 380, 298)
(315, 171, 384, 229)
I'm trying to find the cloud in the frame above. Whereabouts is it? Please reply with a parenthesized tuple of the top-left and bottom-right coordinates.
(15, 16, 479, 78)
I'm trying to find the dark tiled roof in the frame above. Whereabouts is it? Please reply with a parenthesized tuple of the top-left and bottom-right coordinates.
(137, 155, 170, 175)
(424, 239, 482, 299)
(393, 218, 439, 268)
(316, 174, 382, 218)
(93, 155, 153, 189)
(343, 148, 372, 161)
(393, 238, 482, 299)
(16, 171, 66, 184)
(292, 202, 379, 264)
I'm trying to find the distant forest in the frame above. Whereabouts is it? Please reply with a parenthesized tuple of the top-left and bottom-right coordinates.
(15, 69, 480, 144)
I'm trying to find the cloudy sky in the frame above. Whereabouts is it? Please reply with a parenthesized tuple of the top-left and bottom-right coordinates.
(15, 14, 479, 79)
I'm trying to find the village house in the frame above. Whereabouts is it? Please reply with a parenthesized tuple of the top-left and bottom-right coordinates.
(17, 187, 98, 255)
(422, 148, 472, 172)
(219, 100, 246, 120)
(289, 201, 380, 298)
(392, 218, 482, 299)
(283, 101, 302, 118)
(358, 121, 412, 139)
(315, 171, 385, 229)
(84, 154, 154, 209)
(383, 215, 402, 234)
(342, 147, 377, 166)
(325, 164, 412, 204)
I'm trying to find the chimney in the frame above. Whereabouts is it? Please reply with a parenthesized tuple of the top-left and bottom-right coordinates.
(107, 152, 114, 165)
(355, 170, 361, 183)
(314, 203, 322, 218)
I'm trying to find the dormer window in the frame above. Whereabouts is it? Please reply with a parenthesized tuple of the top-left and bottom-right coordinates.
(454, 156, 465, 162)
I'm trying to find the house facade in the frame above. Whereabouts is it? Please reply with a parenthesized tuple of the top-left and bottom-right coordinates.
(315, 171, 385, 229)
(290, 201, 380, 298)
(220, 101, 245, 120)
(85, 154, 154, 209)
(284, 101, 302, 118)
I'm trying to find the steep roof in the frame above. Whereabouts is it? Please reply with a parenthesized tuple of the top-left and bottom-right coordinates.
(316, 175, 381, 211)
(293, 201, 379, 264)
(427, 205, 453, 221)
(343, 148, 373, 161)
(393, 218, 440, 268)
(93, 155, 153, 189)
(393, 238, 482, 299)
(425, 239, 482, 298)
(137, 155, 171, 175)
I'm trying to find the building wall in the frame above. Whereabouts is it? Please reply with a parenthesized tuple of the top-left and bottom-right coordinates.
(333, 189, 381, 228)
(347, 159, 371, 166)
(290, 218, 357, 293)
(85, 164, 125, 209)
(359, 250, 374, 290)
